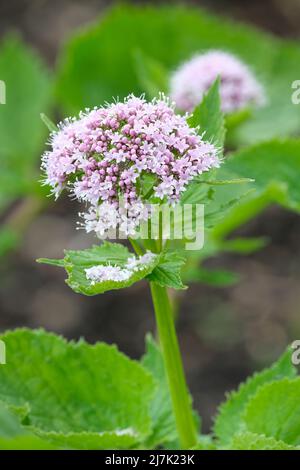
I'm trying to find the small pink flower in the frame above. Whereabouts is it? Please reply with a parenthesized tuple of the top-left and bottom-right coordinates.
(170, 50, 265, 113)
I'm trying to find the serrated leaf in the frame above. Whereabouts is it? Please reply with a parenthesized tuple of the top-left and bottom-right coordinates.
(243, 378, 300, 446)
(0, 402, 54, 450)
(214, 348, 297, 445)
(227, 431, 300, 451)
(194, 435, 216, 450)
(141, 335, 177, 447)
(187, 79, 225, 151)
(0, 329, 154, 449)
(38, 242, 159, 296)
(147, 251, 186, 290)
(33, 429, 138, 450)
(0, 436, 55, 451)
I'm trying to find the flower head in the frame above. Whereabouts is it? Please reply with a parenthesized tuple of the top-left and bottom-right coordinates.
(42, 94, 219, 237)
(170, 50, 265, 113)
(85, 251, 157, 284)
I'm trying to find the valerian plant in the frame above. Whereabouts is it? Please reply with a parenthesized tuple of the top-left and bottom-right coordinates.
(0, 83, 298, 452)
(1, 4, 300, 452)
(38, 91, 223, 450)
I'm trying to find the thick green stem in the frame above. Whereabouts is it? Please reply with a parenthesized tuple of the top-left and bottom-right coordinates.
(150, 282, 198, 449)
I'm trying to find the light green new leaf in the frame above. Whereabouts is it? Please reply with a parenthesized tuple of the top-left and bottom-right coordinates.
(214, 348, 296, 445)
(147, 250, 186, 290)
(0, 329, 154, 449)
(188, 79, 225, 151)
(38, 242, 160, 296)
(243, 378, 300, 446)
(227, 432, 300, 451)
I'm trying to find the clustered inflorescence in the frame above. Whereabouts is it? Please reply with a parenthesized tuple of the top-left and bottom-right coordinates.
(85, 252, 156, 284)
(170, 50, 265, 113)
(42, 95, 219, 238)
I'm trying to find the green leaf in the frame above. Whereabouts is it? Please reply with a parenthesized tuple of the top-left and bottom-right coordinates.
(223, 139, 300, 212)
(183, 266, 239, 287)
(225, 108, 252, 134)
(221, 237, 269, 255)
(181, 176, 254, 233)
(38, 242, 160, 296)
(211, 139, 300, 239)
(214, 348, 297, 445)
(0, 402, 54, 450)
(205, 189, 254, 229)
(236, 41, 300, 145)
(194, 435, 216, 450)
(32, 430, 138, 450)
(0, 34, 52, 210)
(0, 403, 28, 438)
(0, 329, 154, 449)
(243, 378, 300, 446)
(195, 178, 254, 186)
(227, 431, 300, 451)
(187, 79, 225, 151)
(141, 335, 177, 447)
(147, 250, 187, 290)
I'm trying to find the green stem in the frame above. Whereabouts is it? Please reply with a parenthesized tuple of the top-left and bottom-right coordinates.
(149, 282, 198, 449)
(128, 237, 144, 256)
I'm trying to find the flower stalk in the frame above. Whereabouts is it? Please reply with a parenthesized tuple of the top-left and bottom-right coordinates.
(149, 281, 198, 449)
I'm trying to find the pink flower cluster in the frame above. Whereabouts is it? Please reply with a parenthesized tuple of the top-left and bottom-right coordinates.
(170, 50, 265, 113)
(42, 95, 219, 237)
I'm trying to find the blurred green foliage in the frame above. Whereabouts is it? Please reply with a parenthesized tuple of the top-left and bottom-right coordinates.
(0, 35, 52, 211)
(56, 4, 300, 145)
